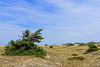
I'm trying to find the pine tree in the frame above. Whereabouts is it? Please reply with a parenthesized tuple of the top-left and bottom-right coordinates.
(2, 28, 46, 56)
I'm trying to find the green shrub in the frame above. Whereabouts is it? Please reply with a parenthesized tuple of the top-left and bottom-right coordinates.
(88, 43, 97, 48)
(63, 43, 74, 46)
(67, 43, 74, 47)
(2, 41, 47, 56)
(86, 43, 99, 53)
(74, 42, 81, 44)
(71, 54, 78, 56)
(67, 56, 85, 61)
(2, 28, 46, 57)
(87, 48, 98, 52)
(49, 45, 53, 48)
(62, 44, 65, 45)
(83, 52, 88, 54)
(88, 42, 97, 44)
(45, 44, 48, 46)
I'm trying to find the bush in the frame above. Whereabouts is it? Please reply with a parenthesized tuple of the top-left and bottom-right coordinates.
(71, 54, 78, 56)
(49, 45, 53, 48)
(2, 29, 47, 57)
(63, 43, 74, 46)
(88, 42, 97, 44)
(62, 44, 65, 45)
(78, 43, 87, 46)
(74, 42, 81, 44)
(67, 43, 74, 47)
(86, 43, 99, 53)
(2, 41, 46, 56)
(45, 44, 48, 46)
(87, 48, 98, 52)
(67, 56, 85, 61)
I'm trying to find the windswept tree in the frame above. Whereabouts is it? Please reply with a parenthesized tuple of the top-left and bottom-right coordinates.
(2, 28, 46, 56)
(19, 28, 44, 43)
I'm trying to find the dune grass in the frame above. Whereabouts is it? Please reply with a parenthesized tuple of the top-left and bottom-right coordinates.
(0, 45, 100, 67)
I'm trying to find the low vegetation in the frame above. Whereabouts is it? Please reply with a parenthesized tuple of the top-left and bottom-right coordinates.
(45, 44, 48, 46)
(2, 28, 46, 56)
(49, 45, 53, 48)
(1, 29, 100, 67)
(86, 42, 99, 53)
(71, 54, 78, 56)
(67, 56, 85, 61)
(0, 44, 100, 67)
(78, 43, 87, 46)
(63, 43, 74, 47)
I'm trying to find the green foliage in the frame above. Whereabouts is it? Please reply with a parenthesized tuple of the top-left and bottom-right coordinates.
(29, 28, 44, 43)
(83, 52, 88, 54)
(71, 54, 78, 56)
(3, 46, 46, 56)
(74, 42, 82, 44)
(67, 43, 74, 47)
(88, 43, 97, 48)
(45, 44, 48, 46)
(67, 56, 85, 61)
(62, 44, 65, 45)
(49, 45, 53, 48)
(87, 48, 98, 52)
(78, 43, 87, 46)
(63, 43, 74, 46)
(86, 43, 99, 53)
(2, 28, 46, 56)
(88, 41, 97, 44)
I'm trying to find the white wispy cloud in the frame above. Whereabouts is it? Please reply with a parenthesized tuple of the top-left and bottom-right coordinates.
(0, 0, 100, 45)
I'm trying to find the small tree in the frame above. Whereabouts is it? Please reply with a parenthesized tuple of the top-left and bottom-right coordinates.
(2, 28, 46, 56)
(19, 28, 44, 43)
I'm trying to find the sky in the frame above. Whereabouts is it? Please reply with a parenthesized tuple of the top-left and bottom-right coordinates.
(0, 0, 100, 45)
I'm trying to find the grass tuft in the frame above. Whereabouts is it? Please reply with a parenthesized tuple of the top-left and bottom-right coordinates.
(67, 56, 85, 61)
(71, 54, 78, 56)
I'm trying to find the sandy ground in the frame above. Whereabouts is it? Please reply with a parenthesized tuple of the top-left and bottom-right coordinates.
(0, 45, 100, 67)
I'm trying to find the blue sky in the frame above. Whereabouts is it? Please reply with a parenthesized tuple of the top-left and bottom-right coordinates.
(0, 0, 100, 45)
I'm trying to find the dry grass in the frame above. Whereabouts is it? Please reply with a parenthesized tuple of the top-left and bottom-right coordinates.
(0, 45, 100, 67)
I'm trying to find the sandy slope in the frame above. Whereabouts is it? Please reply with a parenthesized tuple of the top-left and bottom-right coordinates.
(0, 45, 100, 67)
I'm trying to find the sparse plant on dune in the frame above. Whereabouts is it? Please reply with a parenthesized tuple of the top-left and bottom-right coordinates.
(49, 45, 53, 48)
(67, 43, 74, 47)
(85, 42, 99, 53)
(78, 43, 87, 46)
(67, 56, 85, 61)
(2, 28, 46, 56)
(45, 44, 48, 46)
(71, 54, 78, 56)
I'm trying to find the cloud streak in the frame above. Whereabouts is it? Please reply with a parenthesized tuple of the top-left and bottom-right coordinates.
(0, 0, 100, 45)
